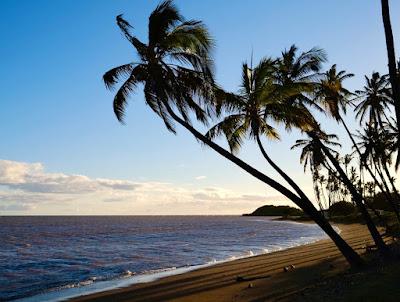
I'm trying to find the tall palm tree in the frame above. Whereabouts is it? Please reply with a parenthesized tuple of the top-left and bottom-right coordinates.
(356, 124, 400, 217)
(343, 154, 352, 178)
(355, 72, 393, 128)
(381, 0, 400, 138)
(308, 129, 388, 252)
(376, 127, 400, 200)
(316, 66, 395, 221)
(104, 1, 363, 267)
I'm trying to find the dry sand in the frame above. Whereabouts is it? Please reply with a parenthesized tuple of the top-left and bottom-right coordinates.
(71, 223, 381, 302)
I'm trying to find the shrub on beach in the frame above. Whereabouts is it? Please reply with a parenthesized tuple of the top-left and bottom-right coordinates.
(329, 201, 356, 217)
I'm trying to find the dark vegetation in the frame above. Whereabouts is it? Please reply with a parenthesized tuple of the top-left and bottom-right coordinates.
(103, 0, 400, 269)
(329, 201, 356, 217)
(243, 205, 303, 217)
(291, 242, 400, 302)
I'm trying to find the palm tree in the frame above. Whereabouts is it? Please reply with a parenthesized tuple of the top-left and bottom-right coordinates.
(377, 127, 400, 201)
(275, 45, 326, 110)
(207, 57, 316, 202)
(308, 129, 388, 252)
(356, 124, 400, 216)
(205, 59, 364, 264)
(380, 0, 400, 138)
(292, 132, 341, 206)
(316, 66, 395, 222)
(314, 64, 354, 119)
(355, 72, 393, 128)
(103, 1, 363, 267)
(291, 131, 340, 175)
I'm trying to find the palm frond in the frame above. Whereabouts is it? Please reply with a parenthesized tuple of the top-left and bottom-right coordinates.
(116, 15, 147, 58)
(103, 63, 137, 90)
(148, 0, 182, 46)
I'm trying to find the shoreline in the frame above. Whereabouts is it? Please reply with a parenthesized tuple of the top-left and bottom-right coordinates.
(68, 223, 373, 302)
(70, 223, 373, 302)
(15, 219, 328, 302)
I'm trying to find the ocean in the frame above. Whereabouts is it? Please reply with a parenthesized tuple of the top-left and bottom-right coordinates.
(0, 216, 328, 301)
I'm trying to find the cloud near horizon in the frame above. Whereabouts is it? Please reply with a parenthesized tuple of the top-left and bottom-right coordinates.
(0, 159, 290, 215)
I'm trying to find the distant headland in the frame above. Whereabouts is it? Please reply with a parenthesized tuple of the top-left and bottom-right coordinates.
(243, 205, 303, 217)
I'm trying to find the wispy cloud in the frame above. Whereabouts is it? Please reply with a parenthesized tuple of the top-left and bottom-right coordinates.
(195, 175, 207, 180)
(0, 159, 289, 214)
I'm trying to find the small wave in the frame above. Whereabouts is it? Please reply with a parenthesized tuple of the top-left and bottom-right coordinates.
(141, 267, 177, 275)
(122, 270, 135, 277)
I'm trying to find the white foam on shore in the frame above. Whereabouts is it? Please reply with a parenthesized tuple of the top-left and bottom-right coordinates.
(15, 264, 213, 302)
(15, 220, 334, 302)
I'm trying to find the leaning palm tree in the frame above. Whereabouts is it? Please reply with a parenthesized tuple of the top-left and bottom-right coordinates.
(275, 56, 387, 247)
(274, 52, 386, 244)
(205, 57, 363, 265)
(207, 57, 323, 208)
(104, 1, 363, 267)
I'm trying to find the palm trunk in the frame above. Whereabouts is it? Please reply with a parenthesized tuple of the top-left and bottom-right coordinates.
(381, 0, 400, 167)
(256, 135, 309, 202)
(163, 102, 364, 267)
(375, 161, 399, 213)
(382, 161, 400, 206)
(340, 116, 400, 221)
(309, 132, 388, 252)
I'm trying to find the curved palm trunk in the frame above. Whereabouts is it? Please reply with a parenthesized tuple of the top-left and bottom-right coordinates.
(309, 132, 388, 253)
(365, 199, 388, 228)
(382, 162, 400, 203)
(163, 103, 363, 267)
(374, 161, 400, 221)
(256, 135, 310, 202)
(340, 116, 400, 222)
(381, 0, 400, 167)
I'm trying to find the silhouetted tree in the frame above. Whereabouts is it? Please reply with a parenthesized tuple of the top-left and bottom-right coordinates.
(381, 0, 400, 166)
(103, 1, 364, 267)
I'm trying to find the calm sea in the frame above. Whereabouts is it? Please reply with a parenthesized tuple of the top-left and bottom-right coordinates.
(0, 216, 328, 301)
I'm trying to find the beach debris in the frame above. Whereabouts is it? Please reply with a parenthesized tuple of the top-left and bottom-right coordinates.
(236, 276, 244, 282)
(283, 264, 296, 272)
(365, 244, 378, 253)
(236, 274, 271, 282)
(124, 270, 135, 277)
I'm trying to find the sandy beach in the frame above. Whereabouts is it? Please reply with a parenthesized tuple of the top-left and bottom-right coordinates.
(71, 223, 380, 302)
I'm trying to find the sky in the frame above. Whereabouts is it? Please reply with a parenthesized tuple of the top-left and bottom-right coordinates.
(0, 0, 399, 215)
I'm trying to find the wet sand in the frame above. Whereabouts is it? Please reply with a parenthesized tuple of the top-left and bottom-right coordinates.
(71, 223, 379, 302)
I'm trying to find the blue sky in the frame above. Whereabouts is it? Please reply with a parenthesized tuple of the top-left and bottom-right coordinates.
(0, 0, 399, 214)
